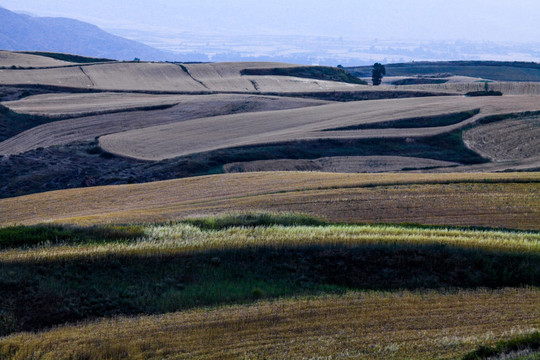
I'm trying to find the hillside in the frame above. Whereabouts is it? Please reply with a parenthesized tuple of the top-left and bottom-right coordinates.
(347, 61, 540, 82)
(0, 51, 539, 360)
(0, 7, 173, 61)
(1, 172, 538, 230)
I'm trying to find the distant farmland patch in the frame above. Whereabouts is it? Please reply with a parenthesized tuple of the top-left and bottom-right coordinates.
(241, 66, 368, 84)
(21, 51, 115, 64)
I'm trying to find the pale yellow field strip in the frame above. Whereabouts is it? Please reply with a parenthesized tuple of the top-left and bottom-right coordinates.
(99, 95, 540, 161)
(1, 92, 184, 117)
(0, 51, 75, 68)
(1, 172, 538, 230)
(0, 94, 328, 155)
(2, 289, 538, 360)
(0, 61, 367, 93)
(403, 81, 540, 95)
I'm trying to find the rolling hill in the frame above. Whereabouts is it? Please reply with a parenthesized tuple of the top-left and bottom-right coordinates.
(0, 51, 539, 360)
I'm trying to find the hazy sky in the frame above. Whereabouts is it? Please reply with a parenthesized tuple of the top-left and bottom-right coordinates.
(1, 0, 539, 42)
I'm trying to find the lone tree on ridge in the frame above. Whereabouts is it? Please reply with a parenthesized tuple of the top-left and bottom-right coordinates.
(372, 62, 386, 86)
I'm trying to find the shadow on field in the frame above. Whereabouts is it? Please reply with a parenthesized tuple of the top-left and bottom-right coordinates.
(1, 241, 538, 336)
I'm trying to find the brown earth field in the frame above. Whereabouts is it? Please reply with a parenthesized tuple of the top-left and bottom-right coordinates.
(223, 156, 460, 173)
(98, 95, 540, 161)
(2, 289, 538, 360)
(463, 115, 540, 162)
(1, 172, 538, 230)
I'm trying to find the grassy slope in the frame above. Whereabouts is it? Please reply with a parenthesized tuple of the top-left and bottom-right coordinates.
(0, 218, 538, 340)
(462, 332, 540, 360)
(1, 172, 538, 230)
(1, 289, 538, 360)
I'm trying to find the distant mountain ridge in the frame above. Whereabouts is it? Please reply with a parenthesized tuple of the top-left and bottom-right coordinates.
(0, 6, 176, 61)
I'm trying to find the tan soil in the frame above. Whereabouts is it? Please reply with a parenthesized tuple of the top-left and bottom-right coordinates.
(0, 51, 75, 68)
(463, 116, 540, 161)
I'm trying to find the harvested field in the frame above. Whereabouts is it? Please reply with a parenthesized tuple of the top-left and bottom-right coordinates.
(0, 61, 367, 93)
(98, 95, 540, 161)
(405, 81, 540, 95)
(463, 115, 540, 162)
(0, 66, 93, 88)
(1, 172, 538, 229)
(1, 92, 185, 117)
(223, 156, 459, 173)
(426, 157, 540, 173)
(0, 94, 327, 155)
(0, 51, 74, 68)
(2, 289, 538, 360)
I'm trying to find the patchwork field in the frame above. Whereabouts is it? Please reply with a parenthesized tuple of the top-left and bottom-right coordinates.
(99, 95, 540, 161)
(0, 52, 539, 359)
(0, 94, 327, 155)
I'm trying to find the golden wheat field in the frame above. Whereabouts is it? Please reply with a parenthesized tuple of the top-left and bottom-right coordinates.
(1, 172, 538, 229)
(2, 289, 538, 360)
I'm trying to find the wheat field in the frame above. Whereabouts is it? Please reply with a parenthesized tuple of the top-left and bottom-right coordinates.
(1, 289, 538, 360)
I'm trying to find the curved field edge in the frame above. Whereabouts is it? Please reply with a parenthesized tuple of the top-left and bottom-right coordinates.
(97, 96, 540, 161)
(462, 332, 540, 360)
(1, 172, 538, 230)
(2, 220, 539, 261)
(1, 289, 538, 360)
